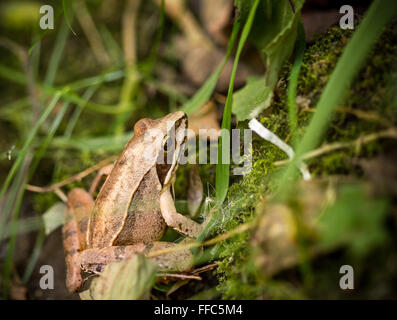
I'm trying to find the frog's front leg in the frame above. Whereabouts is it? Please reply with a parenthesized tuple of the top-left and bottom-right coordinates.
(160, 188, 204, 238)
(62, 188, 94, 292)
(89, 163, 114, 195)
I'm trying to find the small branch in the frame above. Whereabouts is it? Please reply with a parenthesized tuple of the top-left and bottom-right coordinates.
(115, 0, 141, 135)
(155, 0, 213, 48)
(192, 263, 218, 275)
(301, 107, 393, 127)
(157, 273, 202, 281)
(273, 127, 397, 167)
(122, 0, 141, 67)
(73, 0, 111, 66)
(26, 156, 116, 193)
(146, 220, 258, 258)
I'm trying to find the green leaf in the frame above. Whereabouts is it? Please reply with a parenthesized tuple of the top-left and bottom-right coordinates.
(277, 0, 397, 197)
(232, 76, 273, 120)
(232, 0, 305, 121)
(318, 184, 389, 256)
(42, 202, 67, 235)
(287, 19, 306, 143)
(216, 0, 261, 204)
(62, 0, 76, 35)
(80, 255, 157, 300)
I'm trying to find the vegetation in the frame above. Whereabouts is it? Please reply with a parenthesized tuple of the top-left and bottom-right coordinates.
(0, 0, 396, 300)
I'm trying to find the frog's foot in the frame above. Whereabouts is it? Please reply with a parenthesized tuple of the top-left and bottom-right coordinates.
(146, 241, 194, 272)
(80, 241, 194, 274)
(160, 188, 203, 238)
(63, 188, 95, 293)
(80, 243, 148, 273)
(63, 215, 83, 293)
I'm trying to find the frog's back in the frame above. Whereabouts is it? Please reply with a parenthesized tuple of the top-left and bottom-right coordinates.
(87, 127, 162, 248)
(112, 166, 166, 245)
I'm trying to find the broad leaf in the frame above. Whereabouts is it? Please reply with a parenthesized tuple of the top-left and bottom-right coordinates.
(42, 202, 67, 235)
(80, 255, 157, 300)
(232, 0, 305, 120)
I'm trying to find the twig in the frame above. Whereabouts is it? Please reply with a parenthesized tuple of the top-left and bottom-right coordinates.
(115, 0, 141, 135)
(146, 220, 257, 258)
(73, 0, 110, 66)
(157, 273, 202, 281)
(301, 107, 393, 127)
(155, 0, 213, 48)
(192, 263, 218, 275)
(123, 0, 141, 67)
(273, 127, 397, 167)
(54, 188, 67, 203)
(25, 156, 116, 193)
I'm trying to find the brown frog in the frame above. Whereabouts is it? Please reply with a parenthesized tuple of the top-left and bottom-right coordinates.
(62, 111, 204, 292)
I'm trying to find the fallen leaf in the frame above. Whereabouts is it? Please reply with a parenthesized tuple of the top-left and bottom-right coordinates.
(199, 0, 234, 45)
(188, 100, 220, 141)
(80, 254, 157, 300)
(188, 164, 204, 216)
(42, 202, 67, 235)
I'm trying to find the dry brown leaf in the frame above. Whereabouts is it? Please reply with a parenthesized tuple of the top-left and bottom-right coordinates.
(199, 0, 234, 45)
(188, 100, 220, 141)
(188, 164, 204, 216)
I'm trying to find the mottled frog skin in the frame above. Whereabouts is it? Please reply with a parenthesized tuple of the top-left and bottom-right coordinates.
(62, 111, 204, 292)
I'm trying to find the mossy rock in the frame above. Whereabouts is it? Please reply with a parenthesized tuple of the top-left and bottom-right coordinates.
(215, 22, 397, 299)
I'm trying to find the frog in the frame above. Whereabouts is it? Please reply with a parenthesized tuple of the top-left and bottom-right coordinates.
(62, 111, 205, 293)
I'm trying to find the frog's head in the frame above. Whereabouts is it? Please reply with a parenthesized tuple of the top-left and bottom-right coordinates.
(134, 111, 188, 189)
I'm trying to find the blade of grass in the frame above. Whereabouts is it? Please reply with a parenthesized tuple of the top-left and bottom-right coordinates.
(2, 101, 69, 294)
(0, 94, 61, 212)
(63, 85, 99, 138)
(1, 158, 31, 298)
(44, 19, 70, 85)
(62, 0, 76, 35)
(0, 64, 126, 114)
(287, 19, 305, 144)
(277, 0, 397, 198)
(215, 0, 260, 205)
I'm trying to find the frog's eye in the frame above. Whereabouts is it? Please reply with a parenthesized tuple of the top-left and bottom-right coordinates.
(162, 135, 174, 152)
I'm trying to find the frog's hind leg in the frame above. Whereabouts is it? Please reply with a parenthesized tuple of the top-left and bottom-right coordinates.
(62, 188, 94, 292)
(79, 243, 149, 273)
(80, 241, 194, 274)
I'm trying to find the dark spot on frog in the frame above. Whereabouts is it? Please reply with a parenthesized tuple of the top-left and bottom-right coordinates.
(118, 158, 126, 166)
(63, 229, 77, 239)
(65, 248, 78, 256)
(78, 217, 89, 234)
(95, 265, 104, 272)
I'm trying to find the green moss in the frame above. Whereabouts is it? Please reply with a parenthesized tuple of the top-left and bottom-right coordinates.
(215, 22, 397, 299)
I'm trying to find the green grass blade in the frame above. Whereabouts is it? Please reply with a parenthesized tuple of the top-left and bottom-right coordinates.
(0, 93, 61, 202)
(215, 0, 260, 204)
(287, 19, 305, 144)
(62, 0, 76, 35)
(44, 19, 70, 85)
